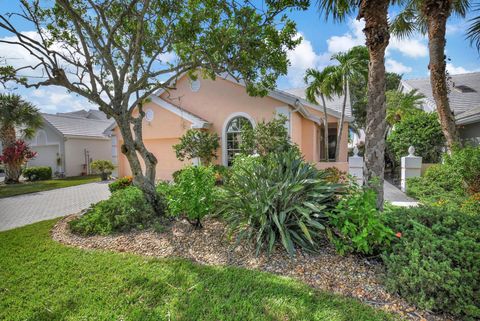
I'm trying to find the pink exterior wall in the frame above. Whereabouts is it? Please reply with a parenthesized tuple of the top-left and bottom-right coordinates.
(116, 75, 350, 180)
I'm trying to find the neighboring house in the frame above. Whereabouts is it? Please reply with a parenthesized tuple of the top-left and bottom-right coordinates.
(400, 72, 480, 146)
(25, 111, 115, 177)
(113, 73, 353, 180)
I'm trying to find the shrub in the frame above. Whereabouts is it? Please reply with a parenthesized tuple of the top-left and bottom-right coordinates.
(108, 176, 133, 193)
(163, 165, 216, 227)
(383, 206, 480, 319)
(240, 115, 299, 156)
(173, 129, 220, 165)
(461, 193, 480, 215)
(407, 163, 466, 209)
(444, 146, 480, 194)
(386, 112, 445, 163)
(90, 160, 115, 180)
(321, 167, 348, 184)
(327, 188, 394, 255)
(23, 166, 52, 181)
(219, 150, 343, 256)
(69, 186, 156, 235)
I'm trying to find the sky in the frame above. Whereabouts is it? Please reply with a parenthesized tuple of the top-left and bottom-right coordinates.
(0, 1, 479, 114)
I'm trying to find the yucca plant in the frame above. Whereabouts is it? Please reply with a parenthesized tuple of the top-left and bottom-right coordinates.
(219, 150, 344, 256)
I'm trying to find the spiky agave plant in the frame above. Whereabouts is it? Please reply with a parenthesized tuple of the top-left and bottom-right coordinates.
(219, 150, 344, 256)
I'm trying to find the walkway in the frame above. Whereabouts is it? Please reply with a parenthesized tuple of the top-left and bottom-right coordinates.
(0, 182, 110, 232)
(384, 181, 419, 207)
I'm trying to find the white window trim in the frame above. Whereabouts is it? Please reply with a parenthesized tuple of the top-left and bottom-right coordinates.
(222, 112, 256, 166)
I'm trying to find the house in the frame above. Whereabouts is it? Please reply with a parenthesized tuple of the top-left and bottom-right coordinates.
(113, 73, 353, 180)
(400, 72, 480, 146)
(25, 111, 115, 177)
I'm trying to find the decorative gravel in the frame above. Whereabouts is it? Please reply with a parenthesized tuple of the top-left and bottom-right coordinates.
(52, 215, 457, 321)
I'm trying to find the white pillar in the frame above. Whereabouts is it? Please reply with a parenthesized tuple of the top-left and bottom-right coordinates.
(348, 146, 363, 186)
(401, 146, 422, 192)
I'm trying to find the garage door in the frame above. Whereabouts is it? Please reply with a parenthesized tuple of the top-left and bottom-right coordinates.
(29, 145, 59, 172)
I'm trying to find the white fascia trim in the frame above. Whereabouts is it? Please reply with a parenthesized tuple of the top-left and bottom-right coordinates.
(149, 95, 210, 129)
(64, 135, 110, 140)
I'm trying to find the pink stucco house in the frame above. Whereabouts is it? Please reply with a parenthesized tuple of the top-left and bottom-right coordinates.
(113, 73, 353, 180)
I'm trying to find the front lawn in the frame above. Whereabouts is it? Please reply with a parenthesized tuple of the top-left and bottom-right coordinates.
(0, 175, 101, 198)
(0, 220, 395, 321)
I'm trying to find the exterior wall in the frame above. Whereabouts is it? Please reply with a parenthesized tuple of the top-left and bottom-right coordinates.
(64, 137, 112, 177)
(459, 122, 480, 146)
(115, 75, 351, 179)
(25, 125, 65, 174)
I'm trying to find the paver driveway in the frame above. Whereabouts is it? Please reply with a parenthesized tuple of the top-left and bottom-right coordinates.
(0, 182, 110, 231)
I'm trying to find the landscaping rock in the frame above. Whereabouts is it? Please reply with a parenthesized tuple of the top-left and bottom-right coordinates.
(52, 216, 458, 321)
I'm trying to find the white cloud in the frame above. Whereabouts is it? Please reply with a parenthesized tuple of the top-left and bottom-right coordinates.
(326, 20, 365, 54)
(388, 37, 428, 58)
(386, 59, 412, 73)
(286, 33, 331, 87)
(446, 63, 477, 75)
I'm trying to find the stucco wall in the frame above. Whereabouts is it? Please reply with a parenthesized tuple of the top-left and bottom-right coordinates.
(115, 75, 351, 178)
(64, 137, 112, 176)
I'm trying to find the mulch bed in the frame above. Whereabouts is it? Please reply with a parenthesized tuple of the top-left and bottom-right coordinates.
(52, 215, 457, 321)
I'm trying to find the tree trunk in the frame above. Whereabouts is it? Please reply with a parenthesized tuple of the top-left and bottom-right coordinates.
(117, 117, 164, 215)
(320, 94, 329, 161)
(422, 0, 459, 150)
(0, 125, 21, 184)
(335, 79, 348, 161)
(358, 0, 390, 210)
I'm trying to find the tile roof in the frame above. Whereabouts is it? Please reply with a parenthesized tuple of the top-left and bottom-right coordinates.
(282, 87, 352, 117)
(42, 113, 114, 138)
(401, 72, 480, 123)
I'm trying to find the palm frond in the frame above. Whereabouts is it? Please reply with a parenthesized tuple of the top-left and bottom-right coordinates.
(467, 4, 480, 52)
(316, 0, 357, 22)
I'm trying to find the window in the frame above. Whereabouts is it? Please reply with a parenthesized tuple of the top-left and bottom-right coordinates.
(225, 116, 253, 166)
(36, 130, 47, 145)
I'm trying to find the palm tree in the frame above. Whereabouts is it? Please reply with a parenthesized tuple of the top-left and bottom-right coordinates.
(0, 94, 42, 183)
(391, 0, 470, 150)
(386, 89, 425, 126)
(467, 3, 480, 51)
(317, 0, 392, 209)
(330, 46, 368, 160)
(304, 66, 340, 161)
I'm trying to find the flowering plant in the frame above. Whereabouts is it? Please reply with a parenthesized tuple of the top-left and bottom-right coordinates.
(0, 140, 36, 166)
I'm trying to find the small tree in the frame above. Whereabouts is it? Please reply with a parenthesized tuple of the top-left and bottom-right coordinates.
(0, 0, 308, 214)
(173, 130, 219, 165)
(0, 140, 36, 183)
(240, 115, 295, 156)
(0, 94, 42, 183)
(387, 112, 445, 164)
(90, 160, 115, 181)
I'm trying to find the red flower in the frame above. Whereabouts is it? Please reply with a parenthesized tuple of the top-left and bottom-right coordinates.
(395, 232, 402, 238)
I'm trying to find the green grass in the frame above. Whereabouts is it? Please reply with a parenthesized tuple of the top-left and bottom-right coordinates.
(0, 175, 101, 198)
(0, 220, 396, 321)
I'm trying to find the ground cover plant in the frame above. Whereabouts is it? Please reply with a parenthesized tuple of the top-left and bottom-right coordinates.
(69, 186, 158, 235)
(0, 220, 396, 321)
(0, 175, 101, 198)
(108, 176, 133, 193)
(219, 149, 343, 256)
(383, 206, 480, 320)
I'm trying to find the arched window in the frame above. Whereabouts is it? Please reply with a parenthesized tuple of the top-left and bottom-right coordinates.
(225, 115, 253, 166)
(36, 130, 47, 145)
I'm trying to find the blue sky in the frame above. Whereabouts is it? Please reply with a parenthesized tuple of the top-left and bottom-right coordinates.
(1, 1, 479, 113)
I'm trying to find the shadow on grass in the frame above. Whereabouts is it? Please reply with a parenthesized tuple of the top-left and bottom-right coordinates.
(0, 220, 394, 321)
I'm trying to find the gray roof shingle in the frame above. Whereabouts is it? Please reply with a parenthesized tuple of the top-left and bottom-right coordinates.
(42, 113, 114, 138)
(401, 72, 480, 123)
(282, 87, 352, 117)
